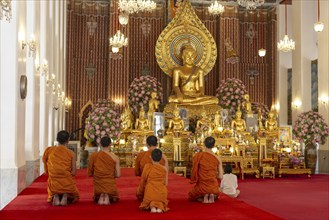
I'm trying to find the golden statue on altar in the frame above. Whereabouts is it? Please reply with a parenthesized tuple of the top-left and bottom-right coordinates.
(147, 92, 159, 129)
(121, 105, 134, 131)
(167, 108, 185, 135)
(231, 106, 247, 132)
(156, 0, 219, 114)
(243, 94, 253, 117)
(134, 108, 153, 136)
(265, 110, 278, 132)
(168, 45, 218, 105)
(213, 110, 222, 130)
(257, 107, 264, 130)
(196, 109, 213, 131)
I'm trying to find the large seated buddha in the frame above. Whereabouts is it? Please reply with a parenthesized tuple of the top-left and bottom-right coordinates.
(155, 0, 218, 108)
(168, 45, 218, 106)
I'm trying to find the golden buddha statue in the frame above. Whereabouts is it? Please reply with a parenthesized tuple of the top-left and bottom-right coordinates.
(167, 108, 185, 135)
(265, 110, 278, 132)
(196, 109, 213, 131)
(243, 94, 253, 117)
(147, 92, 159, 130)
(257, 107, 264, 130)
(134, 108, 153, 136)
(214, 110, 221, 129)
(121, 105, 133, 131)
(135, 108, 149, 130)
(231, 106, 246, 132)
(168, 45, 218, 106)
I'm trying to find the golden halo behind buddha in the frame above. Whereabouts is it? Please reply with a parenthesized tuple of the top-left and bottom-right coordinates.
(155, 0, 217, 77)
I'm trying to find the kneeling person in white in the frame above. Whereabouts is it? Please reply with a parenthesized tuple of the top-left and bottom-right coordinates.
(220, 164, 240, 198)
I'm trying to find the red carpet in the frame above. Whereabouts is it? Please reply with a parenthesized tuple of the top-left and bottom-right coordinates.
(0, 168, 281, 220)
(238, 175, 329, 220)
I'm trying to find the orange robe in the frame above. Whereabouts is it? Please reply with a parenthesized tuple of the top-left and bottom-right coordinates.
(136, 163, 169, 212)
(135, 149, 166, 176)
(87, 151, 119, 202)
(188, 152, 220, 201)
(42, 146, 80, 203)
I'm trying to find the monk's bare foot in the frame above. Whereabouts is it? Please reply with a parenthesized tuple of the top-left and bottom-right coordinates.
(98, 193, 104, 205)
(156, 208, 163, 213)
(52, 194, 60, 206)
(104, 194, 110, 205)
(209, 194, 215, 203)
(60, 193, 68, 206)
(203, 194, 209, 204)
(150, 207, 157, 213)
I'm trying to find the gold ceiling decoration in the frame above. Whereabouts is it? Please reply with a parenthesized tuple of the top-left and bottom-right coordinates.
(155, 0, 217, 77)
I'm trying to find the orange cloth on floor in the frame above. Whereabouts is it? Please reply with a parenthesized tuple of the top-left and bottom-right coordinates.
(136, 163, 169, 212)
(188, 152, 220, 201)
(135, 149, 166, 176)
(87, 151, 119, 201)
(42, 146, 80, 203)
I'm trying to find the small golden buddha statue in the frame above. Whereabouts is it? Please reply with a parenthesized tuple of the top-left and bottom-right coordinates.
(243, 94, 253, 117)
(257, 107, 264, 130)
(231, 106, 246, 132)
(196, 109, 213, 131)
(168, 45, 218, 105)
(265, 110, 278, 132)
(214, 110, 221, 128)
(167, 108, 185, 135)
(147, 92, 159, 130)
(135, 108, 149, 130)
(121, 105, 133, 131)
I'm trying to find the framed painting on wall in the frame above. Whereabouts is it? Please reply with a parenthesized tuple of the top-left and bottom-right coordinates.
(278, 126, 292, 143)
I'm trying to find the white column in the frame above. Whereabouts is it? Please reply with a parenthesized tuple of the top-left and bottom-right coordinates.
(277, 4, 292, 125)
(0, 0, 24, 209)
(291, 0, 318, 122)
(39, 0, 49, 174)
(318, 0, 329, 152)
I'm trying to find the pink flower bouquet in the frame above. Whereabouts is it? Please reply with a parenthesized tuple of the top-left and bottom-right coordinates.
(293, 111, 329, 145)
(128, 75, 163, 114)
(86, 99, 121, 144)
(216, 78, 248, 114)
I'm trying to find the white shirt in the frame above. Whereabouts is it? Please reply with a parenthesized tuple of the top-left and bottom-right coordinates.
(220, 173, 238, 195)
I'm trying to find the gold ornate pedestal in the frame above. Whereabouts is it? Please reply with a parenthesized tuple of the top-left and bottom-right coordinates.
(164, 103, 221, 118)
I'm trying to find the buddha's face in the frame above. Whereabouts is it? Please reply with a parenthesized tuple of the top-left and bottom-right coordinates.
(236, 111, 242, 118)
(269, 112, 273, 119)
(174, 110, 180, 117)
(151, 92, 157, 99)
(182, 49, 196, 66)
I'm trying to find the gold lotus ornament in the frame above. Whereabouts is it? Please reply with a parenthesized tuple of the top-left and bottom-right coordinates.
(155, 0, 217, 77)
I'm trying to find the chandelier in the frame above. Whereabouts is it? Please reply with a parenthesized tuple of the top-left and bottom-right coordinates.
(208, 1, 225, 16)
(118, 0, 156, 14)
(109, 30, 128, 53)
(314, 0, 324, 32)
(277, 3, 295, 52)
(0, 0, 12, 21)
(237, 0, 264, 10)
(119, 12, 129, 26)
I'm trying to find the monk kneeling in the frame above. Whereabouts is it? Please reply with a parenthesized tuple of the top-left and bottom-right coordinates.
(42, 130, 80, 206)
(88, 136, 120, 205)
(188, 137, 223, 203)
(136, 149, 169, 213)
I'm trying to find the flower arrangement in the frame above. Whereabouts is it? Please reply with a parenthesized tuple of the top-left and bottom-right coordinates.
(293, 111, 329, 145)
(251, 102, 270, 118)
(216, 78, 248, 114)
(128, 75, 163, 114)
(290, 156, 301, 165)
(189, 143, 202, 153)
(85, 99, 121, 145)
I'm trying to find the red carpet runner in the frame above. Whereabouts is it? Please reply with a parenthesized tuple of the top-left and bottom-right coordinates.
(0, 168, 281, 220)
